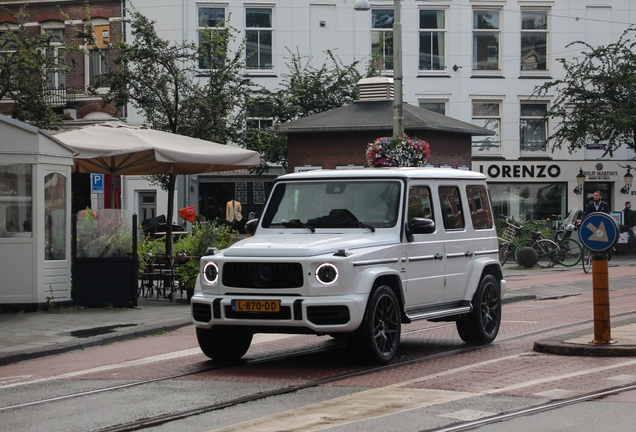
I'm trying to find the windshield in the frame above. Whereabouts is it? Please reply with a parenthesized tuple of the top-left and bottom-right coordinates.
(262, 180, 402, 229)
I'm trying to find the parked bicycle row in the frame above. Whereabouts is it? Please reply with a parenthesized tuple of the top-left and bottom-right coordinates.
(497, 209, 585, 271)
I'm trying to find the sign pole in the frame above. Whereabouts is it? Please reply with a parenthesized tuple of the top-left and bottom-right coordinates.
(578, 212, 619, 345)
(591, 253, 614, 344)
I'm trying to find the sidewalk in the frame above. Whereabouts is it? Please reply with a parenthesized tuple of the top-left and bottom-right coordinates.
(1, 255, 636, 366)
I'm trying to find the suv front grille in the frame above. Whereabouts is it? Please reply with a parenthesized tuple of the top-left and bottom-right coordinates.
(222, 262, 304, 288)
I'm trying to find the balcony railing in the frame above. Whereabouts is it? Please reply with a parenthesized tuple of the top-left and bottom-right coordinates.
(39, 85, 80, 106)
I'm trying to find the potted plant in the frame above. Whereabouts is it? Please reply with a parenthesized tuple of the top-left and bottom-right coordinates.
(366, 135, 430, 168)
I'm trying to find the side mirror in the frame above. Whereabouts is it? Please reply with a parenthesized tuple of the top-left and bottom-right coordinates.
(408, 218, 435, 235)
(245, 218, 258, 236)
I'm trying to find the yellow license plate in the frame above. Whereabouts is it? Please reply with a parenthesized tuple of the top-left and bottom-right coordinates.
(232, 300, 281, 313)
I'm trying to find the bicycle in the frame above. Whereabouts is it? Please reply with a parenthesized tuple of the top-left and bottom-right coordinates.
(512, 220, 560, 268)
(582, 246, 592, 273)
(551, 210, 583, 267)
(498, 216, 528, 265)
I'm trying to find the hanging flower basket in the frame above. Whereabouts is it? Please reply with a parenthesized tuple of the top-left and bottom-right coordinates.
(366, 135, 431, 167)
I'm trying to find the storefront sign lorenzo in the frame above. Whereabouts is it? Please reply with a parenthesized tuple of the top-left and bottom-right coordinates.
(478, 164, 561, 179)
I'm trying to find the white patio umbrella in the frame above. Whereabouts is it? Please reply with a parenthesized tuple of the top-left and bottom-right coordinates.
(54, 122, 260, 254)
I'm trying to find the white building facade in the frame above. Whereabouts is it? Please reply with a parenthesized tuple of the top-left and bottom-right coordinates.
(129, 0, 636, 221)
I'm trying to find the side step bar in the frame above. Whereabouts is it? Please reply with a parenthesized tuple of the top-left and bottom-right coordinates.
(405, 304, 472, 322)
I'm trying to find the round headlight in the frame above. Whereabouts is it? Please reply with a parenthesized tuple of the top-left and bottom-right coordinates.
(203, 262, 219, 284)
(315, 263, 338, 285)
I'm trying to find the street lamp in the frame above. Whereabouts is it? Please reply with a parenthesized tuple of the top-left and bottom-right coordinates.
(574, 168, 585, 195)
(354, 0, 404, 136)
(621, 166, 633, 194)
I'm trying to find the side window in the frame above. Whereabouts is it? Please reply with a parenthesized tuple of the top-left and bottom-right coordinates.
(438, 186, 464, 230)
(408, 186, 433, 221)
(466, 184, 493, 230)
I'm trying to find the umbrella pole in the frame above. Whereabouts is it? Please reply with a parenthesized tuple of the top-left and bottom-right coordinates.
(110, 171, 116, 209)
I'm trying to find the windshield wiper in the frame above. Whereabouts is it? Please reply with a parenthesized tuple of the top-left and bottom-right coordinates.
(282, 221, 315, 233)
(358, 222, 376, 232)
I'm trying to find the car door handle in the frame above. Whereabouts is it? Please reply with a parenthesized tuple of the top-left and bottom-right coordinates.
(434, 253, 443, 260)
(465, 251, 474, 257)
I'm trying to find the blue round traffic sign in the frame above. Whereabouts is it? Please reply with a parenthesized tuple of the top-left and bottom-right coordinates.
(578, 212, 620, 252)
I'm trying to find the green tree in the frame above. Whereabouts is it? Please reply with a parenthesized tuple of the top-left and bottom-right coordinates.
(240, 49, 365, 173)
(0, 5, 79, 128)
(533, 26, 636, 156)
(99, 9, 254, 255)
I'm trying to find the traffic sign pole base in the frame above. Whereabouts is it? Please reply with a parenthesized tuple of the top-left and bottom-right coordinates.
(590, 339, 617, 345)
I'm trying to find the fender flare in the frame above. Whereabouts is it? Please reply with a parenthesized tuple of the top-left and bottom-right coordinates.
(464, 257, 503, 301)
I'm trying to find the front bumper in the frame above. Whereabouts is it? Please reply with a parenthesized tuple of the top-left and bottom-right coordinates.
(191, 293, 368, 333)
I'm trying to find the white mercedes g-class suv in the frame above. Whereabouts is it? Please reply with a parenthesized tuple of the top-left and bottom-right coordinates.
(191, 167, 505, 364)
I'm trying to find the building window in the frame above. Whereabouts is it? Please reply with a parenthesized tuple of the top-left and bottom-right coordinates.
(520, 103, 548, 152)
(473, 9, 500, 71)
(245, 8, 273, 70)
(521, 9, 548, 71)
(472, 101, 501, 153)
(138, 192, 156, 221)
(246, 102, 274, 130)
(371, 9, 394, 71)
(418, 101, 446, 115)
(44, 28, 65, 89)
(87, 24, 110, 87)
(198, 6, 226, 69)
(419, 9, 446, 72)
(88, 49, 109, 87)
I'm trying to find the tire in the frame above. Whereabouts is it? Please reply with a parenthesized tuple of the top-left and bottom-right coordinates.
(513, 240, 533, 264)
(557, 238, 582, 267)
(582, 248, 592, 273)
(534, 239, 559, 268)
(347, 285, 401, 365)
(456, 275, 501, 344)
(499, 242, 510, 265)
(196, 326, 253, 361)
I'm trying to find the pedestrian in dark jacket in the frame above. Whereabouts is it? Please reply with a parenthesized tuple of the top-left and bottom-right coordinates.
(583, 191, 610, 216)
(624, 201, 634, 228)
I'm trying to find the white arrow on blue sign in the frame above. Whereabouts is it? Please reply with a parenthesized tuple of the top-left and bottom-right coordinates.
(578, 212, 620, 252)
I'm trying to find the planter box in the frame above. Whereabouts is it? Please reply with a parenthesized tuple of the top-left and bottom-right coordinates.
(72, 256, 137, 307)
(71, 212, 138, 308)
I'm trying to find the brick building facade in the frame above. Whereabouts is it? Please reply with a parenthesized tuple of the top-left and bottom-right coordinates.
(0, 0, 122, 122)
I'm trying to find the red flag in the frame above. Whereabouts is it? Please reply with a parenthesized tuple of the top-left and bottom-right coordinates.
(179, 206, 196, 223)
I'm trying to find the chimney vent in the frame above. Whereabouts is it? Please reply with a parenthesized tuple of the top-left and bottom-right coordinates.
(356, 77, 394, 101)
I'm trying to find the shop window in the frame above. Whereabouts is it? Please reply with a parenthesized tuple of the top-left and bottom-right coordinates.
(0, 163, 32, 238)
(44, 172, 67, 260)
(489, 183, 566, 222)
